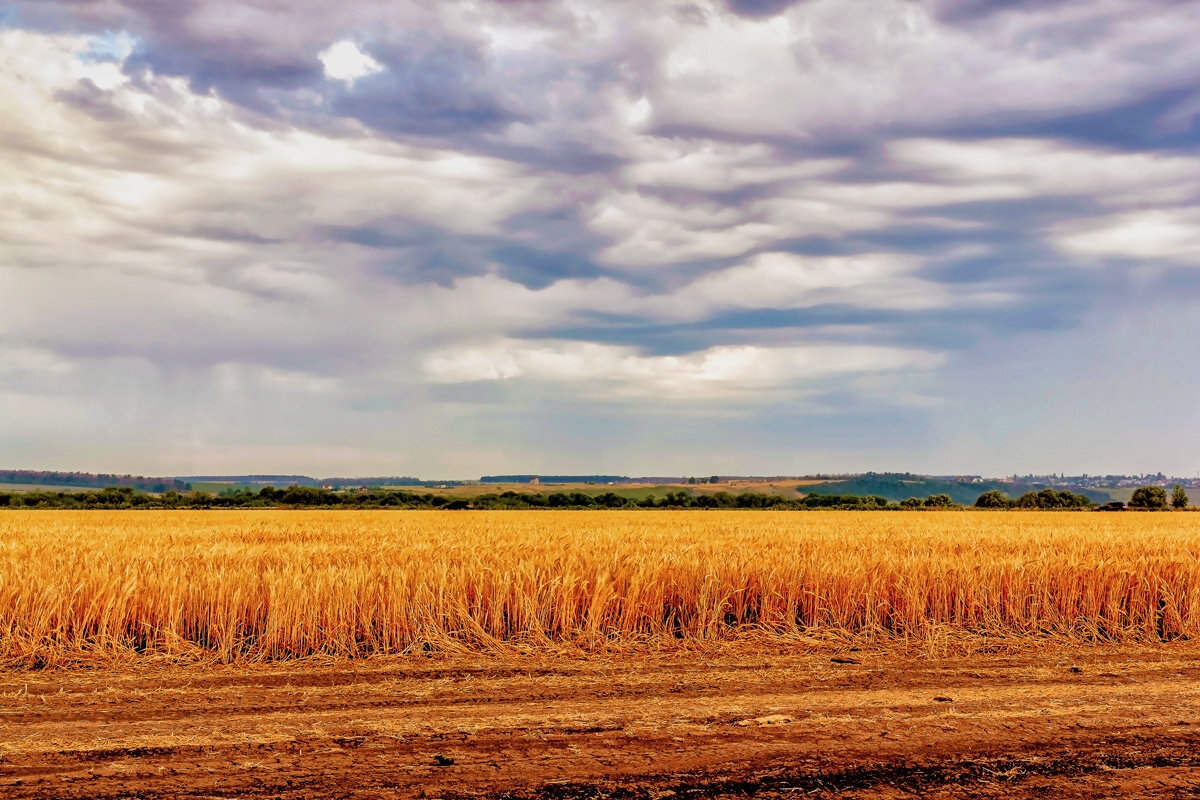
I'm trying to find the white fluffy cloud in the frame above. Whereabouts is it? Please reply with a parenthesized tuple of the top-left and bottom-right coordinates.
(1053, 209, 1200, 263)
(319, 40, 384, 83)
(622, 141, 849, 193)
(889, 136, 1200, 266)
(587, 168, 1019, 267)
(645, 0, 1200, 138)
(422, 338, 944, 398)
(891, 138, 1200, 208)
(670, 252, 948, 312)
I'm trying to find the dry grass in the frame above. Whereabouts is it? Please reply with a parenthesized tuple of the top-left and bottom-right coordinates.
(1, 510, 1198, 665)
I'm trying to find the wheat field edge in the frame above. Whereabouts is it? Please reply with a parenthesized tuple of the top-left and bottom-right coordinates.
(2, 510, 1198, 665)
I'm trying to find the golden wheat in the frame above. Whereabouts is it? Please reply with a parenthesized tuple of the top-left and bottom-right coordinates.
(1, 510, 1198, 663)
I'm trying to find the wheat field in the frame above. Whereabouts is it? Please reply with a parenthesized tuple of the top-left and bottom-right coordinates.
(1, 510, 1198, 664)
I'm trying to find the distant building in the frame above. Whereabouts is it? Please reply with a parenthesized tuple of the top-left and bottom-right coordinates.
(529, 476, 540, 485)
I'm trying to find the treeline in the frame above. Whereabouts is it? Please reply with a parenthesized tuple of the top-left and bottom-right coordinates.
(974, 488, 1094, 509)
(975, 485, 1191, 510)
(0, 485, 1182, 511)
(0, 470, 189, 492)
(0, 486, 863, 510)
(0, 486, 943, 510)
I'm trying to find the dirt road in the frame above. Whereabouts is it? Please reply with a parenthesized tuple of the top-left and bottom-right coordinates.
(2, 643, 1199, 798)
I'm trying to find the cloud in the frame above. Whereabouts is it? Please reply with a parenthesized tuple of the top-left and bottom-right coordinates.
(724, 0, 805, 19)
(646, 0, 1200, 140)
(668, 252, 957, 313)
(422, 338, 943, 398)
(587, 158, 1025, 267)
(11, 1, 1200, 145)
(1053, 209, 1200, 264)
(624, 140, 848, 193)
(0, 28, 565, 288)
(0, 345, 74, 398)
(330, 34, 516, 136)
(213, 363, 342, 396)
(319, 40, 383, 83)
(587, 189, 782, 266)
(888, 137, 1200, 267)
(890, 138, 1200, 208)
(5, 1, 1200, 474)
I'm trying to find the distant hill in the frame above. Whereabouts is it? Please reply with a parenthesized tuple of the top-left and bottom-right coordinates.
(319, 477, 466, 488)
(480, 475, 631, 484)
(0, 469, 189, 492)
(179, 475, 467, 489)
(802, 473, 1113, 505)
(180, 474, 319, 486)
(0, 469, 1127, 502)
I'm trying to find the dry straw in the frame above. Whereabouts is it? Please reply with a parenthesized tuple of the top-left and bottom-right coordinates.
(1, 510, 1198, 664)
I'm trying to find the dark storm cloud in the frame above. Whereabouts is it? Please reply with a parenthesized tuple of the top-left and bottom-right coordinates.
(323, 224, 437, 251)
(322, 219, 610, 289)
(954, 87, 1200, 151)
(723, 0, 807, 18)
(933, 0, 1074, 24)
(14, 1, 313, 80)
(330, 38, 513, 137)
(7, 0, 659, 178)
(501, 206, 609, 253)
(53, 78, 133, 123)
(548, 306, 907, 341)
(127, 46, 322, 112)
(8, 0, 327, 116)
(474, 137, 628, 176)
(488, 246, 606, 289)
(746, 239, 845, 260)
(851, 199, 1105, 269)
(532, 296, 1085, 356)
(5, 0, 626, 162)
(322, 224, 493, 285)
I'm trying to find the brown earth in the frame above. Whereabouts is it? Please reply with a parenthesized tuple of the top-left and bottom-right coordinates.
(2, 643, 1199, 799)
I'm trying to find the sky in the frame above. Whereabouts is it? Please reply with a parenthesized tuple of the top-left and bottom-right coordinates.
(2, 0, 1200, 478)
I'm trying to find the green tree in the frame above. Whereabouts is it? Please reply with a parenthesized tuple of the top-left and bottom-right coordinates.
(974, 489, 1010, 508)
(1129, 485, 1169, 510)
(924, 493, 954, 508)
(1172, 484, 1189, 510)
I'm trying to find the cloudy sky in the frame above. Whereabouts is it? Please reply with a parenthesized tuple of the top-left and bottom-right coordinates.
(3, 0, 1200, 478)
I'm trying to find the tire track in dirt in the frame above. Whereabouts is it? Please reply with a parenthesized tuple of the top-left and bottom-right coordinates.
(1, 645, 1199, 799)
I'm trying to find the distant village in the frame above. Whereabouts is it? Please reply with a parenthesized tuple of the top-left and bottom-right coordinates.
(998, 473, 1198, 490)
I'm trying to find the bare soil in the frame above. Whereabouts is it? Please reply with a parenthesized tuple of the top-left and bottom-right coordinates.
(2, 643, 1199, 799)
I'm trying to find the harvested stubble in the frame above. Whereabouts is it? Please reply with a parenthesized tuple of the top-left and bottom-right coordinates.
(1, 510, 1198, 664)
